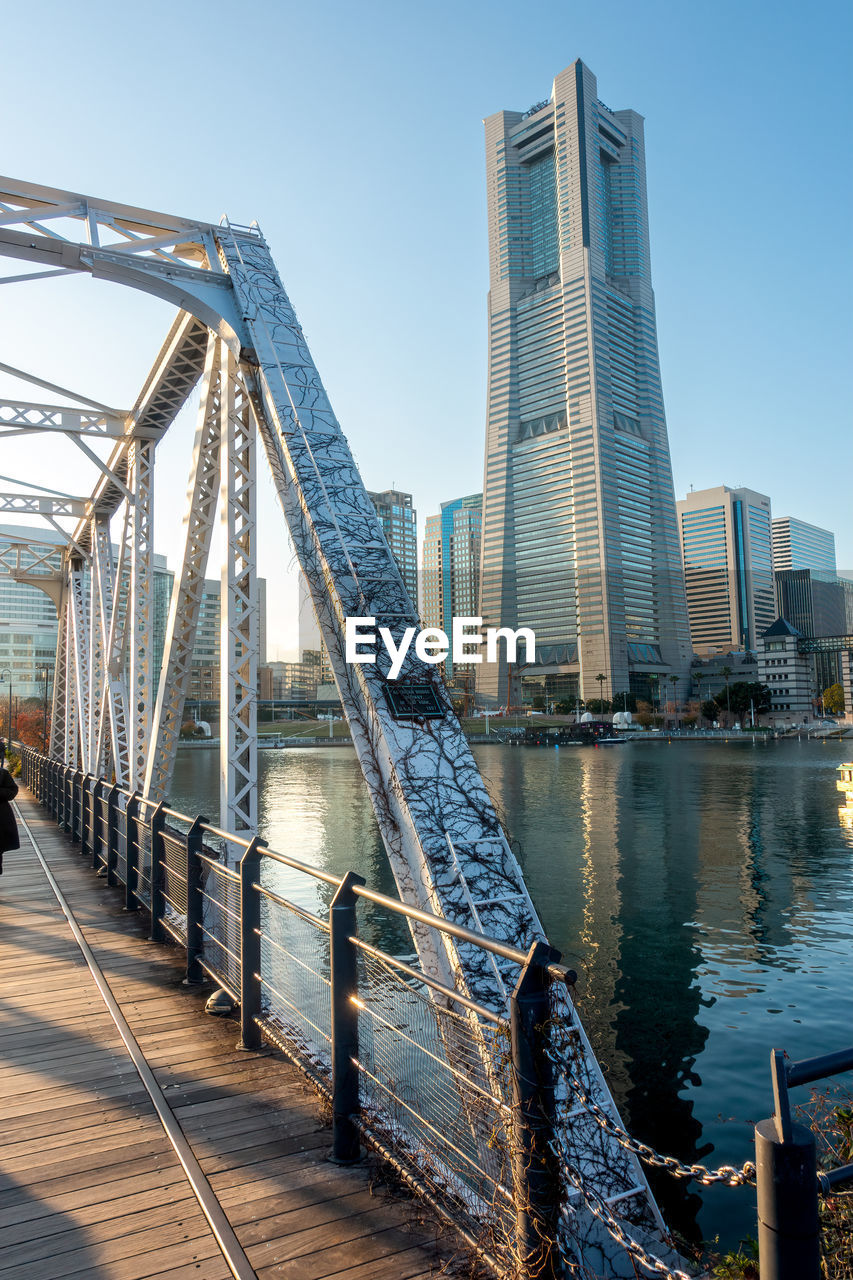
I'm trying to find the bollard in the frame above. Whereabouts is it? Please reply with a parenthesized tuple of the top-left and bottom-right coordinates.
(184, 817, 208, 985)
(510, 939, 563, 1280)
(329, 871, 365, 1164)
(238, 837, 266, 1051)
(755, 1117, 820, 1280)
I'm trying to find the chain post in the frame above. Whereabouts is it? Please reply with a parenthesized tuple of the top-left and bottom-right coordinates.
(755, 1049, 821, 1280)
(149, 801, 167, 941)
(238, 836, 267, 1051)
(184, 816, 208, 985)
(124, 791, 140, 911)
(330, 870, 366, 1164)
(511, 938, 563, 1280)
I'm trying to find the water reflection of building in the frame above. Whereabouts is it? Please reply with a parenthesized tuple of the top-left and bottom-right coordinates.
(474, 744, 709, 1237)
(606, 748, 708, 1234)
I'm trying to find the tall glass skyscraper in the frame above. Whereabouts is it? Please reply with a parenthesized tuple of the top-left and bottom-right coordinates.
(676, 485, 775, 654)
(771, 517, 837, 576)
(478, 60, 691, 705)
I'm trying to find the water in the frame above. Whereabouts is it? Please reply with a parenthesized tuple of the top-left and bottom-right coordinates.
(171, 737, 853, 1249)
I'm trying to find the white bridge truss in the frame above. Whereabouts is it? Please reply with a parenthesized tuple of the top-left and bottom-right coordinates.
(0, 175, 680, 1275)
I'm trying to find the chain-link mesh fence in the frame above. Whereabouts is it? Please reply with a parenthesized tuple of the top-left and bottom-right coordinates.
(257, 891, 333, 1082)
(199, 852, 242, 999)
(353, 944, 517, 1265)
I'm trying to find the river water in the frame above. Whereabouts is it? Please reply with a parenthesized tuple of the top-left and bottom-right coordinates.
(171, 736, 853, 1249)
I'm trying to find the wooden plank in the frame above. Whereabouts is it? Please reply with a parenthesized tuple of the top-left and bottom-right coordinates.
(0, 792, 453, 1280)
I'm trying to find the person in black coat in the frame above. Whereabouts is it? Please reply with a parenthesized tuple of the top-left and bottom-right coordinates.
(0, 766, 19, 873)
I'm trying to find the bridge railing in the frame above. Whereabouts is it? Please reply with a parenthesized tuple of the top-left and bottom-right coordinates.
(20, 747, 561, 1278)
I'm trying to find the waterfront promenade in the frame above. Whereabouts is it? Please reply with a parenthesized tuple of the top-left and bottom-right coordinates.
(0, 791, 452, 1280)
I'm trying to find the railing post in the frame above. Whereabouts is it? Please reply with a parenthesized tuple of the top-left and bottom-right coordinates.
(330, 870, 366, 1164)
(90, 780, 103, 869)
(510, 939, 563, 1280)
(149, 801, 167, 942)
(124, 791, 140, 911)
(184, 816, 208, 985)
(72, 768, 83, 841)
(105, 783, 120, 885)
(238, 836, 267, 1051)
(755, 1050, 821, 1280)
(61, 765, 72, 831)
(79, 774, 92, 859)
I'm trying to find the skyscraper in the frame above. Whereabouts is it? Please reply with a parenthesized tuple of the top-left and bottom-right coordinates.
(771, 517, 837, 575)
(421, 493, 482, 674)
(478, 60, 691, 706)
(676, 485, 775, 654)
(366, 489, 418, 607)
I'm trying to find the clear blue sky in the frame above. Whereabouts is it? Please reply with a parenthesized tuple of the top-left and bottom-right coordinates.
(1, 0, 850, 656)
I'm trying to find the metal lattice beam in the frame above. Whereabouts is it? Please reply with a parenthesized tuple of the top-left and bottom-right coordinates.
(127, 439, 154, 791)
(220, 346, 258, 835)
(145, 335, 222, 804)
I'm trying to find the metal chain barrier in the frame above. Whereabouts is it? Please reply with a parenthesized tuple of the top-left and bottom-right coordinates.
(556, 1157, 697, 1280)
(545, 1021, 756, 1187)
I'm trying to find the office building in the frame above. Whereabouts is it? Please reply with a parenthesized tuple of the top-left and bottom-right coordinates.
(772, 517, 836, 575)
(0, 526, 64, 700)
(259, 650, 321, 701)
(187, 576, 268, 702)
(775, 569, 849, 692)
(677, 486, 775, 654)
(367, 489, 418, 606)
(422, 494, 482, 673)
(478, 59, 691, 706)
(757, 619, 815, 725)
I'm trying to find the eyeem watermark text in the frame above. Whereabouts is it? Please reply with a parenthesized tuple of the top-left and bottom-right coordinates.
(345, 617, 535, 680)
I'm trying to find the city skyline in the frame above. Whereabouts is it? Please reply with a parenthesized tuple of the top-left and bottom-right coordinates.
(0, 3, 849, 661)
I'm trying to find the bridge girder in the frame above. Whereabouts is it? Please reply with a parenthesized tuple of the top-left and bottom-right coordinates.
(0, 175, 679, 1275)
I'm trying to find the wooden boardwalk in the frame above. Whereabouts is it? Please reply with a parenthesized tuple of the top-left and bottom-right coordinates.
(0, 790, 458, 1280)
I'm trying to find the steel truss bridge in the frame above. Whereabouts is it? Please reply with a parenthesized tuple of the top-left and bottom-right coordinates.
(0, 176, 684, 1278)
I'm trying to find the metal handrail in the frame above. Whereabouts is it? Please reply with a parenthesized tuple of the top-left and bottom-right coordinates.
(18, 744, 565, 1280)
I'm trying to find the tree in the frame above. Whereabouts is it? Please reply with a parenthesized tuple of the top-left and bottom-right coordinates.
(595, 673, 606, 703)
(701, 699, 718, 725)
(612, 691, 637, 714)
(719, 665, 733, 721)
(715, 681, 771, 721)
(668, 674, 679, 725)
(824, 683, 846, 715)
(585, 698, 611, 715)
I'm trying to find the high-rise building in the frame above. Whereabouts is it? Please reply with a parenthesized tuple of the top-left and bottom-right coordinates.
(367, 489, 418, 607)
(677, 486, 775, 654)
(478, 60, 691, 706)
(775, 569, 849, 692)
(187, 576, 268, 702)
(421, 494, 482, 673)
(0, 525, 174, 698)
(0, 525, 64, 700)
(772, 517, 837, 575)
